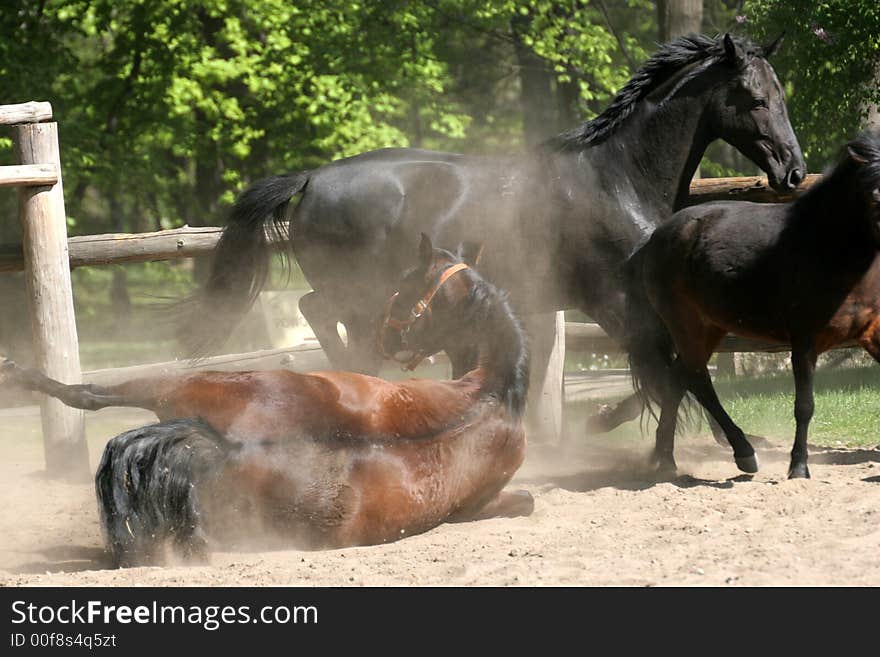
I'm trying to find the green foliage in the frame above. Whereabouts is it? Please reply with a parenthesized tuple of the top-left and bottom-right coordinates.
(4, 1, 876, 240)
(0, 1, 661, 238)
(742, 0, 880, 169)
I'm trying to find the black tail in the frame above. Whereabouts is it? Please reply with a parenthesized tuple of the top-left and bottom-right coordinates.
(95, 418, 232, 567)
(178, 172, 310, 356)
(622, 246, 681, 422)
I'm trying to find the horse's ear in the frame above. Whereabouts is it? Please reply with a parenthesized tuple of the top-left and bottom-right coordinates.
(457, 241, 484, 268)
(418, 233, 433, 268)
(763, 32, 785, 58)
(723, 33, 745, 64)
(848, 145, 869, 167)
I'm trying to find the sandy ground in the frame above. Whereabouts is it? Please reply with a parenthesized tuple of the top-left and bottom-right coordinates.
(1, 403, 879, 587)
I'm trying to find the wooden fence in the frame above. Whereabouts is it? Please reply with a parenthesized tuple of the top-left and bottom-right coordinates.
(0, 99, 825, 477)
(0, 102, 87, 479)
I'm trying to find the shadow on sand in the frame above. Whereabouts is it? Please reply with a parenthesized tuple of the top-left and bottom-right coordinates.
(12, 545, 111, 575)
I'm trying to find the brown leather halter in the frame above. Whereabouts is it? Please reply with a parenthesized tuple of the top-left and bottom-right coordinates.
(379, 262, 469, 370)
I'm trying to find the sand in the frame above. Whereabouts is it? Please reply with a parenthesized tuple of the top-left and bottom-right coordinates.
(1, 404, 878, 587)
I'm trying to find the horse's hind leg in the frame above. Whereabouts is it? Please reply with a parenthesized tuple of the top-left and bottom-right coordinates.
(342, 314, 384, 375)
(788, 342, 817, 479)
(681, 366, 757, 473)
(299, 292, 384, 375)
(585, 392, 643, 434)
(0, 359, 137, 411)
(298, 291, 349, 368)
(652, 375, 687, 477)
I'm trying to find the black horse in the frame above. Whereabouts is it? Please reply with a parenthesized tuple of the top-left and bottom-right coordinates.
(625, 132, 880, 479)
(182, 33, 804, 435)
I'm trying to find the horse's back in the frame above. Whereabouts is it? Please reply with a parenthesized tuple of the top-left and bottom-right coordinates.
(290, 147, 549, 301)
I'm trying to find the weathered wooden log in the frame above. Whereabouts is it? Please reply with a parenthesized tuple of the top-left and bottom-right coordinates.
(687, 174, 820, 204)
(0, 225, 288, 272)
(0, 164, 58, 188)
(0, 101, 53, 126)
(13, 121, 88, 480)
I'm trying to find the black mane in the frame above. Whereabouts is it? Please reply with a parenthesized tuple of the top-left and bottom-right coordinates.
(452, 265, 530, 418)
(544, 33, 763, 152)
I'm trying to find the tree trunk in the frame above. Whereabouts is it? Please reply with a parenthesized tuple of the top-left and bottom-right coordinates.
(511, 14, 558, 144)
(866, 61, 880, 131)
(657, 0, 703, 42)
(659, 0, 704, 180)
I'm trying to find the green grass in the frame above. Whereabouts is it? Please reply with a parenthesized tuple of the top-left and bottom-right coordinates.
(561, 365, 880, 450)
(713, 366, 880, 448)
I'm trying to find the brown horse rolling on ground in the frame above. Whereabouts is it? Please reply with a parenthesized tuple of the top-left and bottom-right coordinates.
(624, 132, 880, 479)
(1, 235, 532, 565)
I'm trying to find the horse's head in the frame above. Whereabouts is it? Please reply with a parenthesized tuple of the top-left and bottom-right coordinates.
(708, 33, 805, 193)
(379, 234, 483, 370)
(844, 132, 880, 244)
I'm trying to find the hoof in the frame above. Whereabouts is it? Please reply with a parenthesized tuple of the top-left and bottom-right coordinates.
(734, 454, 759, 474)
(651, 452, 678, 479)
(0, 358, 17, 385)
(585, 405, 614, 434)
(787, 463, 811, 479)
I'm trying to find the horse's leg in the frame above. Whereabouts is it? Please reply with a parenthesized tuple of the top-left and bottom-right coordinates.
(298, 291, 349, 369)
(447, 489, 534, 522)
(1, 359, 152, 412)
(788, 342, 817, 479)
(652, 375, 686, 477)
(341, 314, 385, 375)
(584, 392, 643, 434)
(680, 366, 757, 473)
(652, 302, 758, 470)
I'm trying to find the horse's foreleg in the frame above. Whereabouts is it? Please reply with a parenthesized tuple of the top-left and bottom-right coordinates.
(788, 343, 817, 479)
(448, 489, 534, 522)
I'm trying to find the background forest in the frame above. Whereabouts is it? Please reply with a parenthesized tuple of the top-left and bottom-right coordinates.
(0, 0, 879, 366)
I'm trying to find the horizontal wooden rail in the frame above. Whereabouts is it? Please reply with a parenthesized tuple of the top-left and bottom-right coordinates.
(687, 174, 820, 204)
(0, 101, 53, 126)
(0, 225, 288, 272)
(0, 163, 59, 188)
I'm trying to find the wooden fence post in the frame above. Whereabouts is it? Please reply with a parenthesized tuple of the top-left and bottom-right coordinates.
(12, 121, 88, 480)
(525, 310, 566, 444)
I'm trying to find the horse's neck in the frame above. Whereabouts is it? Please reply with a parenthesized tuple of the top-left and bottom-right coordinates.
(621, 96, 710, 214)
(465, 299, 529, 417)
(570, 93, 710, 220)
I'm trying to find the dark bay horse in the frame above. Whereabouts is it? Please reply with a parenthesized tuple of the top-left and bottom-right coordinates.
(2, 236, 533, 564)
(181, 33, 804, 435)
(624, 132, 880, 479)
